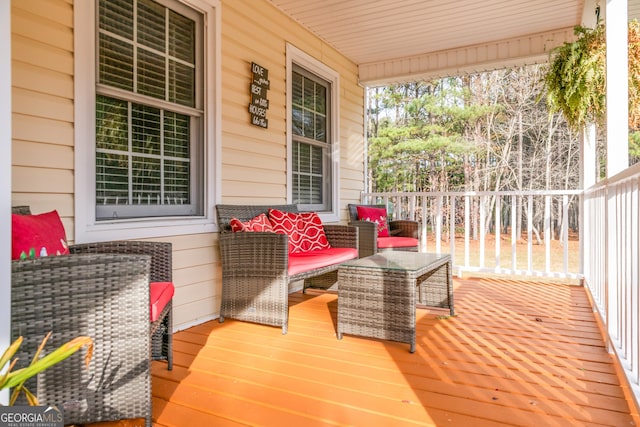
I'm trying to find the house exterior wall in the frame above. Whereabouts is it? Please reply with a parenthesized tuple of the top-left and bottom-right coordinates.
(10, 0, 365, 331)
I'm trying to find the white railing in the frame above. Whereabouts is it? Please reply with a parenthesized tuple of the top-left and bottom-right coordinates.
(584, 163, 640, 401)
(361, 190, 583, 279)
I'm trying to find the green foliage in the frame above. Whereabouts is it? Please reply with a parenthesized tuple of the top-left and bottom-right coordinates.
(545, 21, 640, 131)
(630, 131, 640, 164)
(1, 333, 93, 406)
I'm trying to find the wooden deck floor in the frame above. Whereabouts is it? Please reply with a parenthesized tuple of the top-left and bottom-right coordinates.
(150, 278, 640, 426)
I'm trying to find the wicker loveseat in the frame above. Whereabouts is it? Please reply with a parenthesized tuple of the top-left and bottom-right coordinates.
(10, 206, 175, 426)
(216, 204, 359, 334)
(347, 204, 420, 258)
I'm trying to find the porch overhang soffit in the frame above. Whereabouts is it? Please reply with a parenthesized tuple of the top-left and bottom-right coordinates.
(357, 28, 576, 87)
(267, 0, 591, 86)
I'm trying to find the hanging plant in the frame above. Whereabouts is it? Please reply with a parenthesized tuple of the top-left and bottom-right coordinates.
(544, 20, 640, 131)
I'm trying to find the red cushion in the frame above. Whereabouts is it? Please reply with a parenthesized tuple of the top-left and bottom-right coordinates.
(377, 236, 419, 249)
(298, 212, 330, 252)
(356, 206, 389, 237)
(230, 213, 274, 232)
(150, 281, 175, 322)
(288, 247, 358, 276)
(11, 210, 70, 260)
(268, 209, 304, 253)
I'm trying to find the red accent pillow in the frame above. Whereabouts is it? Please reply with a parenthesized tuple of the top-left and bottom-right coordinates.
(298, 212, 330, 252)
(268, 209, 304, 253)
(268, 209, 331, 253)
(356, 206, 389, 237)
(230, 213, 274, 232)
(150, 282, 175, 322)
(11, 210, 70, 260)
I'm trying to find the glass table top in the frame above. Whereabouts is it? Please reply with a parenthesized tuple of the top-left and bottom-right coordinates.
(341, 251, 451, 271)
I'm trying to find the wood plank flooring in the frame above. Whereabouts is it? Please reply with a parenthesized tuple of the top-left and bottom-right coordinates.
(150, 278, 640, 426)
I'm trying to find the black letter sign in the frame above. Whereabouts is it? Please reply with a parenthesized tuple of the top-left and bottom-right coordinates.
(249, 62, 270, 128)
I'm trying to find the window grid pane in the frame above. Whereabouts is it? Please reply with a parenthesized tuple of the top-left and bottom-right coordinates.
(96, 96, 193, 209)
(137, 48, 166, 99)
(291, 68, 330, 208)
(293, 141, 324, 205)
(99, 0, 133, 40)
(98, 0, 196, 107)
(131, 104, 161, 155)
(169, 10, 195, 63)
(99, 33, 134, 91)
(137, 0, 166, 51)
(97, 0, 202, 219)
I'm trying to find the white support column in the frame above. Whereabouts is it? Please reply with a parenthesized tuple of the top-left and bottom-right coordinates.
(604, 0, 628, 357)
(580, 124, 597, 276)
(0, 0, 11, 406)
(605, 0, 629, 177)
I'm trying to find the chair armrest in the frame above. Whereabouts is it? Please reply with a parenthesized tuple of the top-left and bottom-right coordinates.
(218, 232, 289, 277)
(389, 220, 419, 239)
(70, 240, 172, 283)
(323, 224, 358, 249)
(348, 220, 377, 258)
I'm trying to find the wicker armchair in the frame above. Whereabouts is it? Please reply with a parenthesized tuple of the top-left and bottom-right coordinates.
(347, 204, 420, 257)
(216, 204, 359, 334)
(12, 206, 173, 371)
(10, 206, 176, 426)
(70, 240, 174, 371)
(11, 251, 152, 426)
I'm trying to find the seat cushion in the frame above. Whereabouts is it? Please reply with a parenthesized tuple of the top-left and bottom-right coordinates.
(288, 247, 358, 276)
(377, 236, 419, 249)
(355, 205, 389, 237)
(150, 281, 175, 322)
(11, 210, 70, 260)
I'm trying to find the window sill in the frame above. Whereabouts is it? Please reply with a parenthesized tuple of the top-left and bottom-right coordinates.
(76, 216, 217, 243)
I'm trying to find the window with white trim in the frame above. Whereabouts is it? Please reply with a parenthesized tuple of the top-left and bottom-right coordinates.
(292, 66, 330, 210)
(96, 0, 203, 220)
(287, 45, 339, 219)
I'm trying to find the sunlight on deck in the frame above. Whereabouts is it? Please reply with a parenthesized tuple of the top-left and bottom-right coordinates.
(151, 278, 640, 426)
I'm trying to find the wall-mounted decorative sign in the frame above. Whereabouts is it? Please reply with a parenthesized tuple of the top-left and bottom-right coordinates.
(249, 62, 270, 128)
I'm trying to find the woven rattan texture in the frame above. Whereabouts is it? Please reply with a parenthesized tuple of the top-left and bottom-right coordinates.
(70, 240, 174, 370)
(216, 204, 359, 333)
(337, 256, 453, 352)
(11, 253, 152, 426)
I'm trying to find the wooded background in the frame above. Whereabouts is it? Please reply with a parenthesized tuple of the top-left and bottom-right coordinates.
(366, 64, 640, 240)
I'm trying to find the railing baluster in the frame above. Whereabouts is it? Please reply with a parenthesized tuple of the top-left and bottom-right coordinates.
(544, 195, 551, 273)
(421, 196, 428, 252)
(495, 196, 501, 270)
(436, 195, 442, 254)
(361, 189, 582, 279)
(511, 195, 517, 271)
(563, 195, 569, 274)
(528, 195, 533, 272)
(464, 195, 470, 268)
(480, 196, 485, 269)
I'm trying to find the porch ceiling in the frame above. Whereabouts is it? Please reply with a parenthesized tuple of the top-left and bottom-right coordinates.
(268, 0, 637, 86)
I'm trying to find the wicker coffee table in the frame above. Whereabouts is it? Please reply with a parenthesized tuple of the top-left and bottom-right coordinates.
(337, 252, 453, 353)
